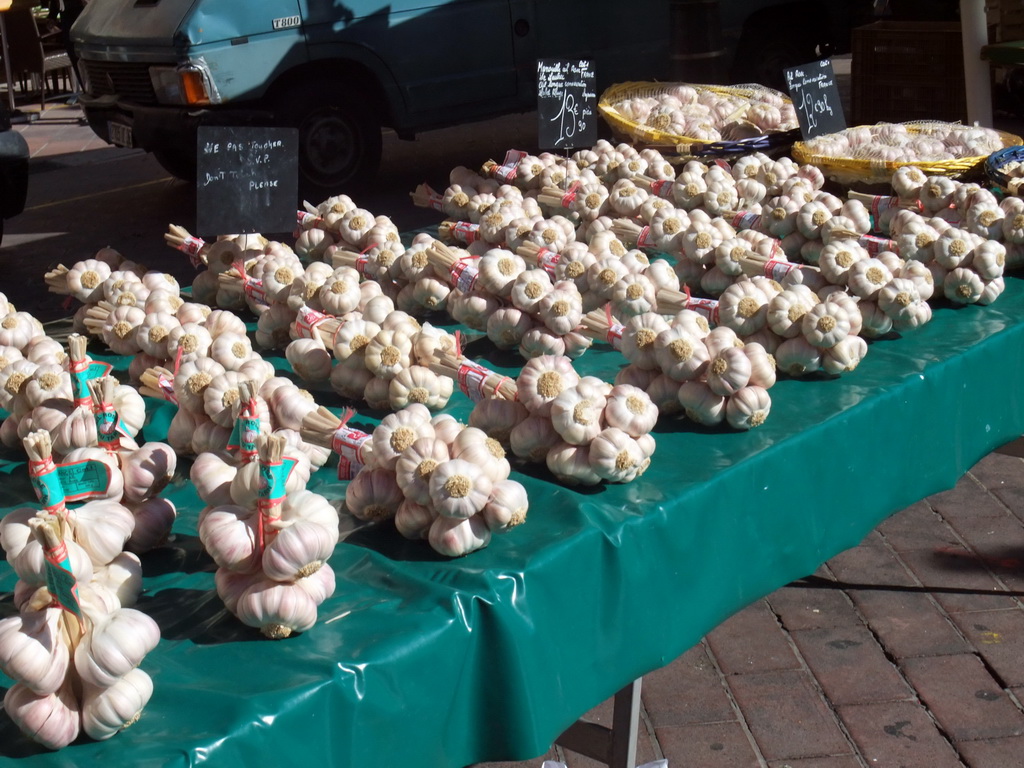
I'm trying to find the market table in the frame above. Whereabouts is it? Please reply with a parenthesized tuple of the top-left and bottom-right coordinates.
(3, 274, 1024, 768)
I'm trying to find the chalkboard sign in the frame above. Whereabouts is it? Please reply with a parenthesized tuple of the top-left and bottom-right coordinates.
(196, 126, 299, 236)
(537, 59, 597, 150)
(783, 59, 847, 140)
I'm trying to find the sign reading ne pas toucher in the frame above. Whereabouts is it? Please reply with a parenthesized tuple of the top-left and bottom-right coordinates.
(783, 58, 847, 140)
(537, 59, 597, 151)
(196, 126, 299, 236)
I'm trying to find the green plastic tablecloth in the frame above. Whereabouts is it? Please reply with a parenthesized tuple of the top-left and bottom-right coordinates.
(3, 277, 1024, 767)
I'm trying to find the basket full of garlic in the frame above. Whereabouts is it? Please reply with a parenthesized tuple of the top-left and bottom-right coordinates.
(792, 121, 1022, 185)
(598, 81, 800, 154)
(984, 144, 1024, 194)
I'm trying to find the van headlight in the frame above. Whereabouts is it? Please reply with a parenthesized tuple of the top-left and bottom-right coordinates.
(150, 62, 219, 106)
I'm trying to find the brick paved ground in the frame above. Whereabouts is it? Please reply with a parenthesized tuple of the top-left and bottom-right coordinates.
(478, 449, 1024, 768)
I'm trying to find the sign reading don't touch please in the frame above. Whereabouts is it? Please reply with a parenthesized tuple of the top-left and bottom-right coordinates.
(196, 126, 298, 236)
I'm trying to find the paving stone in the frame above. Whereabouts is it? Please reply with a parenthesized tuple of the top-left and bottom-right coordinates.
(557, 695, 661, 768)
(844, 589, 970, 659)
(790, 625, 913, 707)
(826, 541, 917, 589)
(705, 600, 801, 675)
(655, 721, 761, 768)
(967, 453, 1024, 516)
(472, 746, 559, 768)
(836, 700, 964, 768)
(898, 547, 1020, 614)
(956, 734, 1024, 768)
(726, 670, 851, 761)
(877, 500, 962, 552)
(939, 513, 1024, 593)
(900, 654, 1024, 742)
(767, 578, 864, 632)
(766, 757, 863, 768)
(643, 644, 736, 727)
(949, 609, 1024, 688)
(928, 472, 1013, 521)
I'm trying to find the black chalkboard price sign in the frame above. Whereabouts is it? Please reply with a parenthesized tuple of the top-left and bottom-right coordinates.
(783, 58, 847, 140)
(537, 59, 597, 151)
(196, 126, 299, 236)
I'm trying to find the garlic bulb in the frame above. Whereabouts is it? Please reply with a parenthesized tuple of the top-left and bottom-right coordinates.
(4, 679, 80, 750)
(429, 457, 494, 519)
(234, 576, 319, 638)
(74, 607, 161, 688)
(395, 498, 439, 540)
(121, 441, 177, 504)
(68, 499, 136, 566)
(481, 478, 529, 531)
(262, 519, 339, 582)
(546, 440, 602, 485)
(427, 513, 491, 557)
(550, 383, 606, 445)
(603, 384, 658, 437)
(82, 667, 154, 741)
(0, 606, 69, 694)
(198, 504, 260, 572)
(345, 466, 404, 521)
(93, 550, 144, 607)
(395, 436, 450, 506)
(126, 496, 177, 554)
(589, 427, 647, 483)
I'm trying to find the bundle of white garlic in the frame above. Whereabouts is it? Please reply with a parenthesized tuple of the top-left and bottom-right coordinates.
(197, 433, 339, 638)
(342, 404, 528, 557)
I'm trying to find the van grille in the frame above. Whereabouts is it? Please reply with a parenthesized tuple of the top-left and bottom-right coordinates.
(81, 60, 158, 104)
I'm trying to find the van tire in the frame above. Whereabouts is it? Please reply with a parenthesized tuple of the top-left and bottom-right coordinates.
(276, 80, 383, 198)
(153, 146, 198, 184)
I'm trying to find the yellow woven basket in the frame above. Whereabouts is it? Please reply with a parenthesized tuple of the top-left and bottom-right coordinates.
(792, 121, 1023, 185)
(598, 81, 798, 150)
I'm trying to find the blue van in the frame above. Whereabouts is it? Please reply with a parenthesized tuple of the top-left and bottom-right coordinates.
(70, 0, 868, 196)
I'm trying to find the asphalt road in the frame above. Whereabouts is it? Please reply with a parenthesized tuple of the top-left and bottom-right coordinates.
(4, 109, 544, 322)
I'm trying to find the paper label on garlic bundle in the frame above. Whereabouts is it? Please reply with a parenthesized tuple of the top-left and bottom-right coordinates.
(332, 425, 370, 465)
(537, 248, 562, 277)
(28, 456, 65, 512)
(457, 361, 490, 402)
(293, 306, 332, 339)
(450, 260, 480, 293)
(731, 211, 762, 231)
(336, 456, 365, 481)
(179, 234, 207, 269)
(295, 210, 324, 229)
(607, 323, 625, 347)
(650, 180, 674, 199)
(686, 296, 720, 324)
(448, 221, 480, 245)
(636, 226, 656, 250)
(44, 542, 82, 619)
(257, 457, 299, 508)
(68, 360, 113, 407)
(243, 277, 268, 306)
(57, 458, 114, 502)
(858, 235, 896, 257)
(227, 413, 261, 455)
(560, 180, 581, 209)
(495, 149, 528, 182)
(763, 259, 799, 281)
(156, 373, 179, 404)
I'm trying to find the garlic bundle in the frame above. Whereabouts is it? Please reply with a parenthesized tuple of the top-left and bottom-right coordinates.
(343, 406, 528, 557)
(198, 434, 340, 639)
(0, 509, 158, 748)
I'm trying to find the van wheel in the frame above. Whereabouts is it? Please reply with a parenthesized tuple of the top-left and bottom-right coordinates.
(152, 146, 198, 184)
(277, 81, 383, 198)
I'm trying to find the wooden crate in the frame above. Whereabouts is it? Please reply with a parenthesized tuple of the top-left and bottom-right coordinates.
(851, 21, 967, 125)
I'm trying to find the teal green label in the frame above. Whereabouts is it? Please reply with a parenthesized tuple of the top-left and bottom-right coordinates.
(30, 470, 65, 510)
(44, 550, 82, 619)
(228, 415, 261, 454)
(70, 361, 113, 402)
(57, 459, 113, 502)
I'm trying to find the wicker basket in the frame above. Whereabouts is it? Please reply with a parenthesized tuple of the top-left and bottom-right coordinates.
(598, 81, 799, 157)
(985, 145, 1024, 192)
(791, 122, 1022, 186)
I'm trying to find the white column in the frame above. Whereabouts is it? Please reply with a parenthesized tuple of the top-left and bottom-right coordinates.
(962, 0, 994, 126)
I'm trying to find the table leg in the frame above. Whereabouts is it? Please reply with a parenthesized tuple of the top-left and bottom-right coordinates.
(555, 677, 643, 768)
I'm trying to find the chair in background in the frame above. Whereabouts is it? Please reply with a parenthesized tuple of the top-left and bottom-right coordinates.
(0, 6, 73, 112)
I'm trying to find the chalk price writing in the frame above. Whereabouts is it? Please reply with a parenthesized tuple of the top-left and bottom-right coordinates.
(796, 88, 834, 132)
(537, 59, 596, 150)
